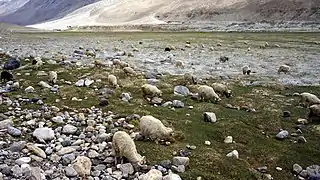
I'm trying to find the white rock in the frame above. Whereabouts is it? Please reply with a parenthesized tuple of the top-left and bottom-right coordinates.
(15, 157, 31, 165)
(25, 86, 35, 93)
(204, 141, 211, 146)
(52, 116, 64, 124)
(224, 136, 233, 144)
(226, 150, 239, 159)
(38, 81, 52, 88)
(33, 128, 55, 141)
(62, 124, 77, 134)
(276, 167, 282, 171)
(203, 112, 217, 123)
(140, 169, 162, 180)
(84, 79, 94, 86)
(75, 79, 85, 87)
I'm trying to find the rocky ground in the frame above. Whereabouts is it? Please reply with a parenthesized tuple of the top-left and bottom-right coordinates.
(0, 31, 320, 180)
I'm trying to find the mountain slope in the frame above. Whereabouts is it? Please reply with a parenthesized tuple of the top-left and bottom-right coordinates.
(0, 0, 100, 25)
(1, 0, 319, 30)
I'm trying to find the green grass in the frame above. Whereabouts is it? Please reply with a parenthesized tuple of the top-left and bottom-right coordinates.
(1, 59, 319, 180)
(1, 32, 320, 180)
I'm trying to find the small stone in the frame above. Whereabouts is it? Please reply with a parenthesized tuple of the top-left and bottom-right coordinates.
(172, 157, 189, 166)
(203, 112, 217, 123)
(224, 136, 233, 144)
(72, 156, 92, 176)
(57, 147, 75, 156)
(15, 157, 31, 165)
(306, 165, 320, 177)
(25, 86, 35, 93)
(88, 150, 99, 158)
(26, 143, 46, 158)
(264, 174, 273, 180)
(0, 119, 13, 129)
(257, 166, 268, 173)
(276, 130, 289, 140)
(162, 101, 173, 107)
(75, 79, 85, 87)
(174, 86, 190, 97)
(293, 164, 303, 174)
(84, 79, 94, 86)
(120, 163, 134, 175)
(226, 150, 239, 159)
(172, 100, 184, 108)
(65, 166, 78, 177)
(140, 169, 162, 180)
(297, 118, 308, 125)
(151, 97, 163, 105)
(99, 98, 109, 106)
(204, 141, 211, 146)
(7, 126, 22, 136)
(276, 167, 282, 171)
(62, 124, 77, 134)
(33, 127, 55, 141)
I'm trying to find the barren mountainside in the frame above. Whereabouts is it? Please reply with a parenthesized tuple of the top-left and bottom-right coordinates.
(0, 0, 319, 29)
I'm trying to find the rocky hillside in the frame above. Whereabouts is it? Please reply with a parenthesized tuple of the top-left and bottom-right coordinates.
(0, 0, 100, 25)
(0, 0, 319, 29)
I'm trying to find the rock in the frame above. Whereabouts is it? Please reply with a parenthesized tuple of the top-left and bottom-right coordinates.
(99, 98, 109, 106)
(219, 56, 229, 63)
(33, 128, 55, 141)
(276, 167, 282, 171)
(72, 156, 92, 176)
(57, 147, 75, 156)
(174, 86, 190, 96)
(120, 163, 134, 176)
(65, 166, 78, 177)
(224, 136, 233, 144)
(62, 153, 75, 165)
(15, 157, 31, 165)
(38, 81, 52, 88)
(173, 165, 185, 173)
(88, 150, 99, 158)
(75, 79, 85, 87)
(27, 167, 44, 180)
(172, 157, 189, 166)
(0, 119, 13, 129)
(151, 97, 163, 104)
(203, 112, 217, 123)
(4, 58, 20, 70)
(10, 141, 26, 152)
(84, 79, 94, 86)
(297, 118, 308, 125)
(204, 141, 211, 146)
(276, 130, 289, 140)
(172, 100, 184, 108)
(62, 124, 77, 134)
(12, 165, 22, 177)
(257, 166, 268, 173)
(163, 172, 182, 180)
(25, 86, 35, 93)
(7, 126, 22, 136)
(120, 92, 132, 102)
(293, 164, 303, 174)
(226, 150, 239, 159)
(52, 116, 64, 123)
(26, 143, 46, 158)
(140, 169, 162, 180)
(162, 101, 173, 107)
(306, 165, 320, 177)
